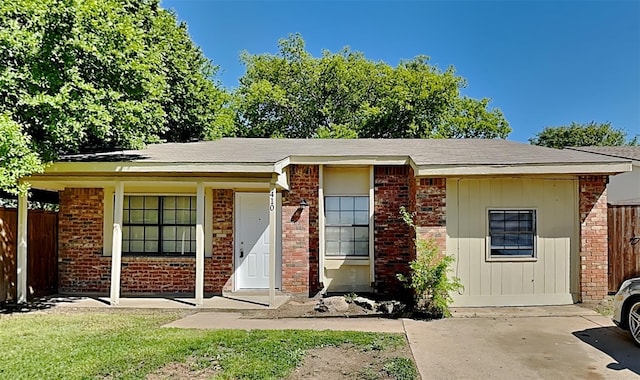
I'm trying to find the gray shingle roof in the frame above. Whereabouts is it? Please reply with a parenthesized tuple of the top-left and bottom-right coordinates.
(568, 146, 640, 162)
(62, 138, 625, 166)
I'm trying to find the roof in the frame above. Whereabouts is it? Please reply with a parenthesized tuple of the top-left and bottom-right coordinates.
(568, 146, 640, 162)
(609, 198, 640, 206)
(42, 138, 631, 178)
(62, 138, 626, 166)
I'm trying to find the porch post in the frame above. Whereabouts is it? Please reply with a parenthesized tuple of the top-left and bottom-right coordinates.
(195, 182, 205, 306)
(269, 178, 277, 308)
(110, 182, 124, 306)
(16, 191, 28, 303)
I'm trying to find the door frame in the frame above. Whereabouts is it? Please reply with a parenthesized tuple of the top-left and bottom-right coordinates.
(234, 192, 282, 291)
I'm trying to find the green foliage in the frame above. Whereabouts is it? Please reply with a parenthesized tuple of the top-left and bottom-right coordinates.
(397, 206, 462, 318)
(529, 121, 638, 148)
(235, 33, 510, 139)
(0, 0, 231, 191)
(0, 114, 45, 194)
(344, 292, 359, 302)
(383, 357, 419, 380)
(0, 310, 410, 379)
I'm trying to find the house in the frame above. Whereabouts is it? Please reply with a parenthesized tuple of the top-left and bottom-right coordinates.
(568, 146, 640, 205)
(15, 138, 631, 307)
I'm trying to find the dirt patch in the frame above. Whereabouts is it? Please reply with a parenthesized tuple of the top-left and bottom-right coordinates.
(239, 295, 394, 319)
(146, 356, 220, 380)
(243, 298, 366, 318)
(286, 344, 415, 380)
(144, 343, 415, 380)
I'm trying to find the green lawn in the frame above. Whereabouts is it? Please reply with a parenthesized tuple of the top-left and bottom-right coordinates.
(0, 310, 412, 379)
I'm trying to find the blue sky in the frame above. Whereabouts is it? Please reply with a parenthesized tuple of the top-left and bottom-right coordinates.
(161, 0, 640, 143)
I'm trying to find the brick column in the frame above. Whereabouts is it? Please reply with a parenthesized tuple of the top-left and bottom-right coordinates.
(415, 178, 447, 253)
(281, 165, 320, 296)
(209, 189, 234, 293)
(579, 176, 608, 302)
(373, 166, 414, 295)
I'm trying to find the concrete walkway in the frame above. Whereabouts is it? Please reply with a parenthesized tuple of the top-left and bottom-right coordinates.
(163, 312, 406, 333)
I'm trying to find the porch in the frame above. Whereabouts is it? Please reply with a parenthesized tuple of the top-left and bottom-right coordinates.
(34, 292, 291, 310)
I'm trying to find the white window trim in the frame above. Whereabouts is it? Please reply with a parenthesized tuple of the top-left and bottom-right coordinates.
(485, 208, 538, 262)
(323, 194, 371, 259)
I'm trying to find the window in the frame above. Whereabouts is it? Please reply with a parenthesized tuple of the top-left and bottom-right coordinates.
(325, 196, 369, 257)
(122, 195, 196, 255)
(488, 209, 536, 258)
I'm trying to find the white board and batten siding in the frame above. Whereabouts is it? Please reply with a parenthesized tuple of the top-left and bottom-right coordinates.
(447, 177, 578, 307)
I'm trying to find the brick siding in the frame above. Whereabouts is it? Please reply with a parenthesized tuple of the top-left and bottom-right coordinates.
(58, 187, 232, 295)
(373, 166, 415, 295)
(579, 176, 609, 302)
(281, 165, 321, 295)
(415, 178, 447, 253)
(58, 188, 109, 293)
(211, 189, 234, 293)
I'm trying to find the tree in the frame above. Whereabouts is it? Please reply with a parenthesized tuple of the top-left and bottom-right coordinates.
(0, 115, 45, 195)
(234, 34, 510, 139)
(0, 0, 231, 192)
(529, 122, 638, 148)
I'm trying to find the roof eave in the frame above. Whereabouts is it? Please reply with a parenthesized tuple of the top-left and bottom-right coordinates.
(44, 161, 277, 174)
(415, 162, 632, 176)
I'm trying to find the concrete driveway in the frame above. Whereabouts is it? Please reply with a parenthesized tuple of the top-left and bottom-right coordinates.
(404, 305, 639, 379)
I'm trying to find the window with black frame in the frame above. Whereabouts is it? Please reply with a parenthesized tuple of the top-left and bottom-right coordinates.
(122, 195, 196, 255)
(325, 196, 369, 257)
(488, 209, 536, 258)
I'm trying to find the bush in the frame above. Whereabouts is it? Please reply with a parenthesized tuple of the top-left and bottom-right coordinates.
(397, 206, 462, 318)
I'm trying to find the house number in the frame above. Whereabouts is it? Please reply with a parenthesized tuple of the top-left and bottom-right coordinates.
(269, 188, 275, 211)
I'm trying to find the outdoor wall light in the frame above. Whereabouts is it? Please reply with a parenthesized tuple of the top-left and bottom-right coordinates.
(299, 199, 309, 208)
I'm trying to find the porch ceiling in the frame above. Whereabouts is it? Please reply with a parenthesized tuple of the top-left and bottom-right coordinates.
(26, 173, 278, 191)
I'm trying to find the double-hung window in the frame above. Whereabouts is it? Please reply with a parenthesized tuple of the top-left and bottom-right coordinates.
(122, 195, 196, 256)
(488, 209, 536, 259)
(325, 196, 369, 257)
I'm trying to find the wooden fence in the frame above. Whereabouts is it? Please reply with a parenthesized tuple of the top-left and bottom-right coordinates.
(608, 204, 640, 292)
(0, 208, 58, 302)
(0, 209, 17, 302)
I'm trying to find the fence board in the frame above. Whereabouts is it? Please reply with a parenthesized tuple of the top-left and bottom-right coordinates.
(27, 210, 58, 296)
(0, 208, 57, 301)
(0, 209, 17, 302)
(608, 204, 640, 292)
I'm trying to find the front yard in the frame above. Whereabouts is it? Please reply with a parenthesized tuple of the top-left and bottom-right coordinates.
(0, 309, 416, 379)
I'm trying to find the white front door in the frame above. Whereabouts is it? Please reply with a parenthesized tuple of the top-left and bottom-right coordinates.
(235, 193, 271, 289)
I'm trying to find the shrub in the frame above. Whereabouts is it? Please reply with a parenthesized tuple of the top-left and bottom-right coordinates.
(397, 206, 462, 318)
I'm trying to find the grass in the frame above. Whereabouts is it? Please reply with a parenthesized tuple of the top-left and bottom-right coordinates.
(0, 310, 410, 379)
(383, 357, 418, 380)
(593, 295, 615, 316)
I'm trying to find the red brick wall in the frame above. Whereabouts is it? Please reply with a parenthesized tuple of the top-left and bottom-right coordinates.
(281, 165, 320, 295)
(579, 176, 609, 302)
(415, 178, 447, 253)
(374, 166, 415, 295)
(58, 188, 108, 293)
(120, 258, 204, 293)
(210, 189, 234, 293)
(58, 187, 231, 295)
